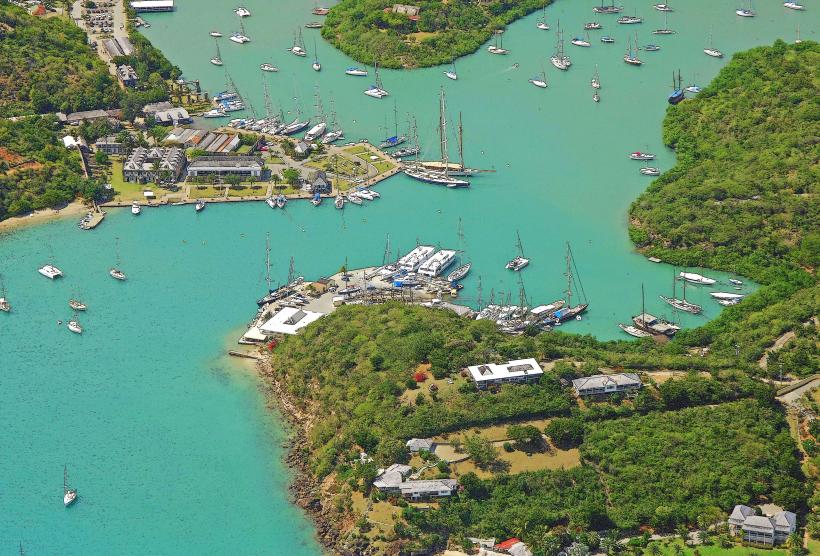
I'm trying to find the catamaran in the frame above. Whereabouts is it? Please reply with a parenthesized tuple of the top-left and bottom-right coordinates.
(229, 16, 250, 44)
(549, 243, 589, 323)
(487, 32, 508, 55)
(668, 70, 685, 104)
(38, 264, 63, 279)
(364, 61, 389, 98)
(63, 466, 78, 507)
(289, 29, 307, 56)
(505, 231, 530, 271)
(551, 24, 571, 70)
(276, 195, 287, 208)
(530, 66, 548, 88)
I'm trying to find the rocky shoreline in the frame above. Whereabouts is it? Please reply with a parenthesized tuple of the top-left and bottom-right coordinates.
(256, 359, 347, 555)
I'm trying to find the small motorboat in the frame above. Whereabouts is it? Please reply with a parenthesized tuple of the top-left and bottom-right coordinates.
(444, 69, 458, 80)
(109, 268, 127, 281)
(644, 44, 661, 51)
(729, 278, 744, 286)
(210, 31, 222, 37)
(537, 21, 550, 30)
(685, 85, 702, 93)
(69, 299, 87, 311)
(505, 255, 530, 271)
(38, 265, 63, 279)
(234, 6, 251, 17)
(260, 63, 279, 72)
(347, 192, 364, 205)
(704, 47, 723, 58)
(203, 107, 226, 118)
(735, 8, 755, 16)
(617, 15, 642, 24)
(709, 292, 745, 301)
(195, 199, 206, 212)
(784, 1, 804, 9)
(0, 297, 10, 312)
(584, 22, 602, 30)
(131, 202, 141, 215)
(265, 197, 277, 209)
(311, 193, 322, 206)
(312, 6, 330, 15)
(67, 320, 83, 334)
(718, 298, 741, 306)
(276, 195, 287, 209)
(345, 67, 368, 76)
(305, 22, 323, 28)
(593, 92, 600, 102)
(640, 167, 660, 176)
(654, 3, 673, 11)
(571, 35, 592, 47)
(630, 152, 655, 160)
(619, 323, 652, 338)
(447, 263, 472, 283)
(210, 56, 223, 66)
(335, 195, 345, 209)
(600, 36, 615, 43)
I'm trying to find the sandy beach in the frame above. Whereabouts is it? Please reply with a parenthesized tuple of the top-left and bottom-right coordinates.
(0, 202, 88, 235)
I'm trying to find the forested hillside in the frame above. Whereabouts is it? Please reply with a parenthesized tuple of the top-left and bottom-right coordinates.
(629, 41, 819, 273)
(0, 3, 119, 117)
(322, 0, 549, 68)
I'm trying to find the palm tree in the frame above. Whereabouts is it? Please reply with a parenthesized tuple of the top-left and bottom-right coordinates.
(672, 543, 683, 556)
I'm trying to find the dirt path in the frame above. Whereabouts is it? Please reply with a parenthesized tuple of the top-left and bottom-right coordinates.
(759, 330, 797, 369)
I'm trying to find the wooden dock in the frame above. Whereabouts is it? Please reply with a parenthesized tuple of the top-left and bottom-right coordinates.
(83, 209, 106, 230)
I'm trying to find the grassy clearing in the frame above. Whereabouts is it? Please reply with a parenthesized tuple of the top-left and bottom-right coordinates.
(226, 185, 266, 197)
(343, 145, 368, 155)
(189, 186, 225, 199)
(644, 538, 788, 556)
(108, 160, 163, 202)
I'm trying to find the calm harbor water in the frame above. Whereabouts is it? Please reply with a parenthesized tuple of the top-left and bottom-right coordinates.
(1, 0, 814, 552)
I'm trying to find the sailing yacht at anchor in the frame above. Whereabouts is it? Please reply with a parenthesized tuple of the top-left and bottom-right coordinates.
(550, 23, 572, 70)
(364, 61, 389, 98)
(549, 243, 589, 324)
(505, 230, 529, 271)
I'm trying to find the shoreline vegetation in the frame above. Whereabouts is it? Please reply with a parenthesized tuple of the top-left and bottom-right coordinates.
(256, 41, 819, 555)
(321, 0, 551, 69)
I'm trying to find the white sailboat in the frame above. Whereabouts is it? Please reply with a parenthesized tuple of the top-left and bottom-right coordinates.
(529, 66, 548, 88)
(505, 230, 530, 271)
(109, 237, 127, 281)
(0, 275, 10, 313)
(63, 465, 78, 506)
(131, 201, 141, 215)
(364, 61, 389, 98)
(288, 29, 307, 56)
(444, 61, 458, 80)
(536, 5, 549, 29)
(623, 34, 643, 65)
(571, 30, 591, 47)
(229, 16, 250, 44)
(591, 65, 601, 89)
(67, 317, 83, 334)
(487, 31, 508, 55)
(312, 38, 321, 71)
(679, 271, 716, 285)
(210, 38, 223, 66)
(550, 23, 571, 70)
(704, 32, 723, 57)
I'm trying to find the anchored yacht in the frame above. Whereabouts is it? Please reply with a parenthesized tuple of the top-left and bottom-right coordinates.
(38, 265, 63, 279)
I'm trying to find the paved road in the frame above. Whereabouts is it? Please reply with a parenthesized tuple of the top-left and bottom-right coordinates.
(778, 377, 820, 405)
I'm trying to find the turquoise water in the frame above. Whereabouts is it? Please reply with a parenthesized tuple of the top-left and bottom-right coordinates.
(1, 0, 815, 552)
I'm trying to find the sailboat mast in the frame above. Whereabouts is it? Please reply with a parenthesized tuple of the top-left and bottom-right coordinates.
(265, 233, 271, 291)
(641, 283, 646, 327)
(566, 247, 573, 309)
(439, 88, 449, 172)
(393, 99, 399, 138)
(64, 465, 68, 494)
(458, 112, 465, 171)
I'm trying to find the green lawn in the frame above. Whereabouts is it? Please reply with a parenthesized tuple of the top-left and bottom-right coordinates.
(189, 186, 225, 199)
(226, 185, 266, 197)
(343, 145, 368, 155)
(644, 539, 789, 556)
(266, 157, 284, 164)
(109, 160, 163, 202)
(236, 145, 252, 154)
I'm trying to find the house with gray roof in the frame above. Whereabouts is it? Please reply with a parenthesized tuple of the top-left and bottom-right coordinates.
(406, 438, 435, 453)
(123, 147, 187, 183)
(571, 373, 642, 396)
(728, 504, 797, 546)
(93, 135, 127, 155)
(372, 464, 412, 492)
(153, 107, 191, 126)
(398, 479, 458, 500)
(116, 64, 138, 88)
